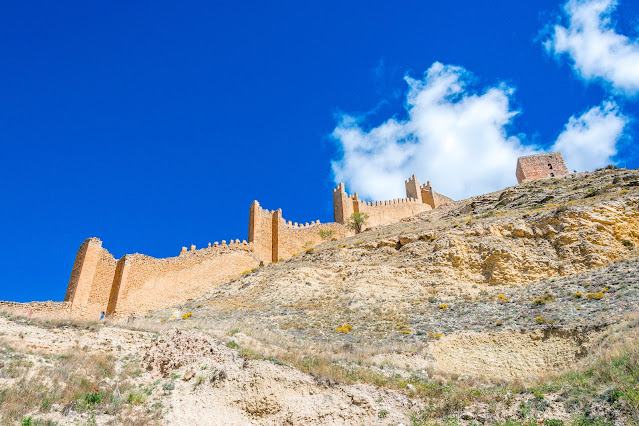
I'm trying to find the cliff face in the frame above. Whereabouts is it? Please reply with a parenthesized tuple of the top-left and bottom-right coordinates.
(389, 195, 639, 286)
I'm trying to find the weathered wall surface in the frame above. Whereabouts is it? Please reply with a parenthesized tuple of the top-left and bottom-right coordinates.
(248, 201, 275, 263)
(85, 249, 117, 318)
(0, 301, 71, 318)
(274, 214, 350, 261)
(333, 176, 452, 229)
(64, 238, 90, 302)
(250, 203, 351, 262)
(108, 242, 260, 318)
(58, 174, 450, 319)
(516, 152, 570, 183)
(65, 238, 116, 319)
(421, 182, 454, 209)
(333, 183, 354, 225)
(354, 197, 431, 229)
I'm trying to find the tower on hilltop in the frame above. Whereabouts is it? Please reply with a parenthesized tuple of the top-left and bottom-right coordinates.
(516, 152, 569, 183)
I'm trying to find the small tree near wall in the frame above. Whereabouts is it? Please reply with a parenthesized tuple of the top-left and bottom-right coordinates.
(348, 212, 369, 233)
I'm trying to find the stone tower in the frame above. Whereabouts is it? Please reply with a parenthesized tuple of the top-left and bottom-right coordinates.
(516, 152, 569, 183)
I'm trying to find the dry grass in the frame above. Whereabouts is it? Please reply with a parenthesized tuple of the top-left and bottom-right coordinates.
(174, 315, 639, 424)
(0, 338, 161, 425)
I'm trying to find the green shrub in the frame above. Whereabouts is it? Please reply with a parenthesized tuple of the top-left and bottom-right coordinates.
(533, 292, 556, 305)
(584, 188, 600, 198)
(348, 212, 369, 233)
(126, 390, 146, 405)
(84, 390, 102, 407)
(318, 229, 333, 240)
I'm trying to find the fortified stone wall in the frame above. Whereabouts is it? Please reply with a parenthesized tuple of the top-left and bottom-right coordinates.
(516, 152, 570, 183)
(353, 196, 430, 229)
(333, 183, 354, 224)
(107, 242, 259, 318)
(249, 201, 351, 262)
(333, 175, 452, 229)
(248, 201, 275, 262)
(0, 301, 71, 318)
(421, 181, 454, 209)
(55, 173, 451, 320)
(64, 238, 116, 319)
(274, 212, 350, 261)
(85, 249, 117, 318)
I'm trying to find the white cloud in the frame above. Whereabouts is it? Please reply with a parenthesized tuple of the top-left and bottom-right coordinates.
(544, 0, 639, 95)
(552, 101, 628, 171)
(331, 62, 629, 201)
(331, 62, 535, 201)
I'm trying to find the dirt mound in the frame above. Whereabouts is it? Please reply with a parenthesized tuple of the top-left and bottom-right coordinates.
(144, 328, 229, 376)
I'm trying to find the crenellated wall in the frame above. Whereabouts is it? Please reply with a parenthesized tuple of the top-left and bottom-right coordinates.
(106, 242, 259, 318)
(353, 195, 430, 228)
(64, 238, 116, 319)
(249, 201, 351, 262)
(274, 211, 351, 261)
(248, 201, 275, 262)
(332, 175, 452, 229)
(55, 173, 449, 320)
(421, 181, 454, 209)
(64, 238, 260, 319)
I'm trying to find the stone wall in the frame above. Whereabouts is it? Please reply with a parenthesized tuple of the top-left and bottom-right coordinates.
(516, 152, 570, 183)
(64, 238, 116, 319)
(332, 175, 452, 229)
(248, 201, 275, 262)
(107, 243, 259, 318)
(0, 301, 71, 318)
(57, 173, 449, 319)
(85, 248, 117, 318)
(273, 212, 351, 261)
(421, 181, 454, 209)
(354, 196, 431, 229)
(249, 202, 351, 262)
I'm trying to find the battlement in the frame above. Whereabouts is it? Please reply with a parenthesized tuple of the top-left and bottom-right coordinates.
(352, 196, 422, 207)
(248, 203, 350, 262)
(179, 240, 251, 256)
(283, 219, 321, 229)
(405, 174, 422, 202)
(333, 175, 452, 228)
(60, 237, 262, 319)
(62, 174, 451, 320)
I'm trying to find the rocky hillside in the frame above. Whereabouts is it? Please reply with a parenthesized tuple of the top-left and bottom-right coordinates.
(155, 167, 639, 344)
(2, 167, 639, 425)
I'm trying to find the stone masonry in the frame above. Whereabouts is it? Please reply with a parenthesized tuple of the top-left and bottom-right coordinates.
(516, 152, 570, 183)
(333, 175, 453, 229)
(55, 175, 453, 320)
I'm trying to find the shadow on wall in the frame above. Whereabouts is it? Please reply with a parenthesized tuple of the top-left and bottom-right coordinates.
(63, 174, 453, 320)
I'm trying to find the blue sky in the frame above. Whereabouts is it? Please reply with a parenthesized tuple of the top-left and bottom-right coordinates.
(1, 0, 638, 302)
